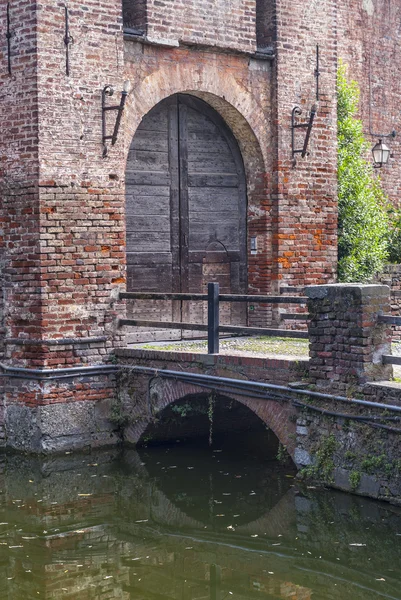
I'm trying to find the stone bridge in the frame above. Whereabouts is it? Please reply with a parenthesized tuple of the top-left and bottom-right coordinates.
(115, 348, 307, 461)
(115, 284, 401, 504)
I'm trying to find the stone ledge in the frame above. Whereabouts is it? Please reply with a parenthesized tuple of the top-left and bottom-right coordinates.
(366, 380, 401, 390)
(115, 348, 309, 370)
(306, 283, 390, 300)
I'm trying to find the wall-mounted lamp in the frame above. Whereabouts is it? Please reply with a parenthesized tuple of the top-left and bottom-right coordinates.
(371, 130, 396, 168)
(372, 139, 391, 168)
(102, 80, 132, 158)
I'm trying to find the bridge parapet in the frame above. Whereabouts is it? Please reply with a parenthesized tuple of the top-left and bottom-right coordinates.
(306, 283, 393, 390)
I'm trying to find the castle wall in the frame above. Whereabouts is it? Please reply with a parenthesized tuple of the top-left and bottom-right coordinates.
(0, 0, 127, 450)
(0, 0, 385, 452)
(123, 0, 259, 53)
(273, 0, 338, 288)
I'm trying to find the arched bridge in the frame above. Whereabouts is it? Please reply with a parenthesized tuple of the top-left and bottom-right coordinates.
(115, 347, 309, 463)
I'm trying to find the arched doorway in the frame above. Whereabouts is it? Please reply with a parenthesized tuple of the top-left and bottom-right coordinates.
(125, 94, 247, 342)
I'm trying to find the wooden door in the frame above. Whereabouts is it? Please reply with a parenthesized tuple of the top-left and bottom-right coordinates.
(125, 94, 247, 343)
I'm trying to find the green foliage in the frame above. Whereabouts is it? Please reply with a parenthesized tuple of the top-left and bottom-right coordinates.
(361, 454, 386, 474)
(110, 401, 129, 428)
(276, 442, 290, 465)
(337, 62, 389, 282)
(172, 403, 193, 418)
(386, 208, 401, 263)
(302, 434, 338, 483)
(349, 470, 361, 491)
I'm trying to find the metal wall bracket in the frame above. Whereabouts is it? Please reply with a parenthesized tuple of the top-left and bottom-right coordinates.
(6, 3, 12, 75)
(315, 44, 320, 102)
(102, 84, 129, 158)
(370, 128, 397, 140)
(291, 104, 317, 166)
(64, 5, 74, 76)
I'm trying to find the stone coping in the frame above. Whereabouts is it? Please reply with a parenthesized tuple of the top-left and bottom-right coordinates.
(367, 380, 401, 391)
(115, 347, 309, 369)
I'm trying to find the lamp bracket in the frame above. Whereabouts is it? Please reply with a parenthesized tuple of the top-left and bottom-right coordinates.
(369, 128, 396, 140)
(291, 105, 317, 166)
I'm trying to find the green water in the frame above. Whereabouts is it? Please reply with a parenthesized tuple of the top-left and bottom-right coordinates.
(0, 443, 400, 599)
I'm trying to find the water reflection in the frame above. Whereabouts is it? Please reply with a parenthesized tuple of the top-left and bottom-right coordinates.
(0, 445, 399, 599)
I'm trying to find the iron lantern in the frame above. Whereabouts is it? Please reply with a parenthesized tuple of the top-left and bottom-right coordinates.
(372, 139, 391, 168)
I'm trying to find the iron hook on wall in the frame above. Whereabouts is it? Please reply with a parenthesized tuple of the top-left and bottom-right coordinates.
(315, 44, 320, 102)
(291, 46, 320, 166)
(6, 3, 12, 75)
(291, 104, 318, 166)
(102, 81, 132, 158)
(64, 5, 74, 77)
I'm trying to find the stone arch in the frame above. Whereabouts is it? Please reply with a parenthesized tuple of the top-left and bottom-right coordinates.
(124, 83, 268, 187)
(123, 73, 273, 297)
(124, 87, 267, 220)
(124, 378, 297, 462)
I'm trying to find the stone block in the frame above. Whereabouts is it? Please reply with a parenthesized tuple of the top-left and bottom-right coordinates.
(294, 448, 312, 466)
(39, 402, 96, 438)
(5, 405, 42, 453)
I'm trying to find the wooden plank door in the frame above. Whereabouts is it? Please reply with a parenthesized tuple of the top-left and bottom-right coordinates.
(178, 95, 247, 336)
(125, 97, 181, 343)
(125, 94, 247, 343)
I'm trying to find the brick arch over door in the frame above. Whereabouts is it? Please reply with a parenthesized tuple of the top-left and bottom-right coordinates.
(125, 93, 247, 342)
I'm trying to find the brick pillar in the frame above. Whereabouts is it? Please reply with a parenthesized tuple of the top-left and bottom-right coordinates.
(306, 284, 393, 389)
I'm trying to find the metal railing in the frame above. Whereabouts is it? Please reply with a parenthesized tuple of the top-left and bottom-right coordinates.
(119, 283, 308, 354)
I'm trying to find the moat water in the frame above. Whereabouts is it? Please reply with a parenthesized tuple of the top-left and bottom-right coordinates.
(0, 441, 400, 599)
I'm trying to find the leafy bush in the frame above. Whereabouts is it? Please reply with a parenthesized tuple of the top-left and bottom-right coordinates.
(337, 62, 389, 282)
(387, 208, 401, 263)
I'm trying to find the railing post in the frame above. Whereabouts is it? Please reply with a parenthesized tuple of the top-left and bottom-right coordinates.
(208, 282, 219, 354)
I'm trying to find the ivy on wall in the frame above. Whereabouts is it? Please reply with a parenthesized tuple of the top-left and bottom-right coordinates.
(337, 62, 389, 282)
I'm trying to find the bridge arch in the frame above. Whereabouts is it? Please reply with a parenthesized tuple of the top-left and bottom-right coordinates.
(123, 377, 297, 462)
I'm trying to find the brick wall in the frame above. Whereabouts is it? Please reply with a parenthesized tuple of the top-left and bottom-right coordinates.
(22, 0, 127, 359)
(0, 0, 41, 356)
(306, 284, 392, 390)
(272, 0, 338, 289)
(123, 0, 258, 53)
(1, 0, 127, 366)
(375, 264, 401, 342)
(0, 0, 128, 447)
(337, 0, 401, 206)
(1, 0, 342, 364)
(0, 0, 39, 184)
(296, 401, 401, 502)
(0, 0, 41, 438)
